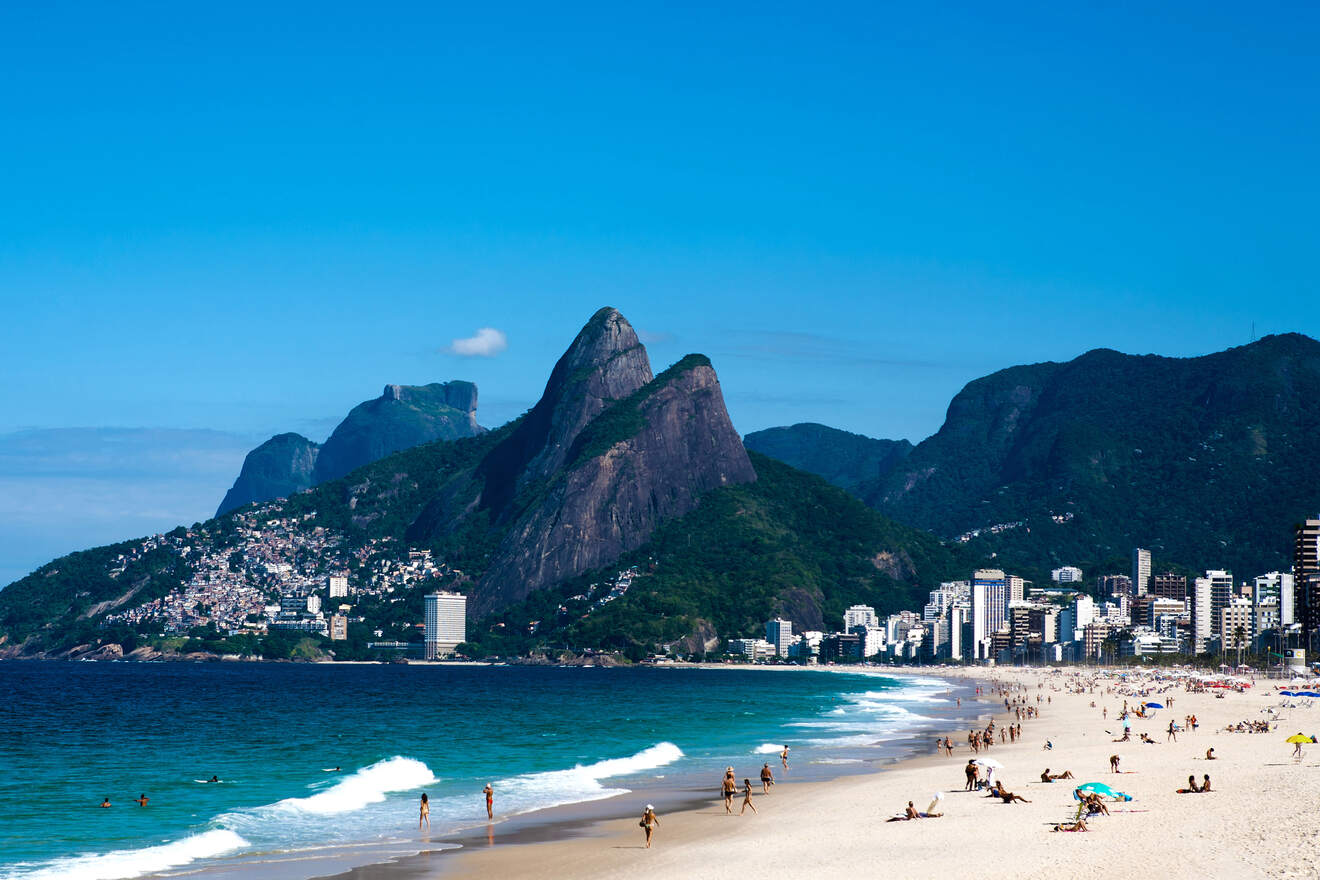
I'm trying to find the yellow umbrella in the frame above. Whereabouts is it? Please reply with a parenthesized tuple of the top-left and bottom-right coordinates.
(1286, 734, 1312, 744)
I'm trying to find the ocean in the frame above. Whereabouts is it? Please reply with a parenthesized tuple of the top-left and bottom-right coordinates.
(0, 662, 968, 880)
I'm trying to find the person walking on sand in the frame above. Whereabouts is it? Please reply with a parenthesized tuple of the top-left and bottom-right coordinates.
(964, 759, 979, 791)
(483, 783, 493, 819)
(740, 778, 758, 815)
(418, 793, 429, 829)
(760, 762, 774, 793)
(1168, 719, 1178, 742)
(722, 768, 738, 813)
(1293, 734, 1307, 759)
(640, 804, 659, 847)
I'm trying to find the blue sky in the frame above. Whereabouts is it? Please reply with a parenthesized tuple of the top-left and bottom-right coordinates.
(1, 1, 1318, 582)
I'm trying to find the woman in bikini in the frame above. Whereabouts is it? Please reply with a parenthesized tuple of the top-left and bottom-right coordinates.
(739, 778, 757, 815)
(640, 804, 659, 847)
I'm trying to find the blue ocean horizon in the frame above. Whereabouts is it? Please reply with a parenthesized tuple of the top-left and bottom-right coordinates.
(0, 662, 964, 880)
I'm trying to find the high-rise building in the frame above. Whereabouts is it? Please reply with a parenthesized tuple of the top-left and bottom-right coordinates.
(1255, 571, 1295, 625)
(1098, 574, 1133, 598)
(1148, 573, 1187, 602)
(973, 569, 1009, 636)
(328, 575, 349, 598)
(1295, 519, 1320, 647)
(969, 578, 988, 660)
(1132, 548, 1152, 596)
(843, 605, 877, 631)
(424, 592, 467, 659)
(306, 594, 322, 615)
(1220, 598, 1253, 651)
(766, 619, 794, 658)
(1190, 577, 1214, 653)
(1203, 570, 1234, 635)
(1051, 566, 1083, 584)
(1007, 575, 1027, 603)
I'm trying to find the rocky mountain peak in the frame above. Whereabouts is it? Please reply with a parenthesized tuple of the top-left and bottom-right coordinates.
(478, 307, 654, 516)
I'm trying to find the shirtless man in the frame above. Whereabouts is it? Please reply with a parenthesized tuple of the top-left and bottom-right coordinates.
(964, 759, 979, 791)
(760, 762, 774, 793)
(134, 793, 149, 807)
(721, 768, 738, 813)
(483, 783, 494, 819)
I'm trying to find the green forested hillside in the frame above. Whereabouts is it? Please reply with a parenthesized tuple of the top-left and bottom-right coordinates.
(460, 452, 960, 657)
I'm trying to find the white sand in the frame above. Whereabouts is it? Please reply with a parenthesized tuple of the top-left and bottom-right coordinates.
(439, 667, 1320, 880)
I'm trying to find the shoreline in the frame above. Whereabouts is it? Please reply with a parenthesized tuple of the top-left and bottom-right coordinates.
(305, 667, 988, 880)
(325, 666, 1320, 880)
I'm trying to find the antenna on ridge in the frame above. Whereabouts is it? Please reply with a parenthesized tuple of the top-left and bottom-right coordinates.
(1251, 321, 1256, 342)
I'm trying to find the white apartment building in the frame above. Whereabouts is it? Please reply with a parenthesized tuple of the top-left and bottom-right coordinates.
(843, 604, 878, 630)
(328, 575, 349, 598)
(1133, 548, 1152, 596)
(765, 619, 794, 658)
(424, 591, 467, 659)
(1051, 566, 1083, 584)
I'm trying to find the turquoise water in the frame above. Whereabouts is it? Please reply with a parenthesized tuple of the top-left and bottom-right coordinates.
(0, 662, 955, 880)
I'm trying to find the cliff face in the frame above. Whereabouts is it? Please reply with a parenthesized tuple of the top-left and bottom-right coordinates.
(313, 381, 484, 484)
(217, 381, 484, 515)
(743, 422, 913, 495)
(476, 308, 653, 518)
(409, 308, 756, 616)
(216, 433, 321, 516)
(474, 356, 756, 614)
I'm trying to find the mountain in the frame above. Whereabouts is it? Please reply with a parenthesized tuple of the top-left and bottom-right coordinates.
(0, 308, 955, 659)
(216, 381, 484, 515)
(858, 333, 1320, 578)
(743, 423, 912, 495)
(463, 451, 957, 658)
(313, 382, 483, 484)
(407, 308, 758, 615)
(216, 433, 321, 517)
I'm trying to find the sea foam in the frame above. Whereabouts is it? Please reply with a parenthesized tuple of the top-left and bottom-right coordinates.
(1, 829, 248, 880)
(263, 756, 437, 817)
(495, 742, 684, 813)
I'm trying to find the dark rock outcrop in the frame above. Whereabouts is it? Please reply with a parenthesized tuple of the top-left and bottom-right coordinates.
(475, 355, 756, 614)
(217, 381, 484, 515)
(410, 308, 756, 616)
(314, 381, 484, 484)
(743, 423, 912, 495)
(217, 433, 321, 516)
(476, 308, 653, 518)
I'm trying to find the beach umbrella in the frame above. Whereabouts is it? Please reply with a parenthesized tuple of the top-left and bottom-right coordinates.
(1286, 734, 1312, 744)
(1074, 782, 1132, 801)
(1281, 691, 1299, 697)
(973, 758, 1003, 769)
(1144, 702, 1165, 709)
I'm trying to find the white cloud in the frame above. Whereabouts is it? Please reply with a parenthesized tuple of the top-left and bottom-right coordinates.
(447, 327, 508, 357)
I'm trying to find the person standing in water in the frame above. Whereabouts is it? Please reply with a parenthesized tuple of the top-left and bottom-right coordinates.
(739, 778, 758, 815)
(483, 783, 494, 819)
(780, 746, 790, 769)
(134, 794, 149, 807)
(99, 797, 111, 808)
(640, 804, 659, 848)
(418, 793, 430, 829)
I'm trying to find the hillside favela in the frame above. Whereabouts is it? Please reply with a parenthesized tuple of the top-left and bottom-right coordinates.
(3, 5, 1318, 880)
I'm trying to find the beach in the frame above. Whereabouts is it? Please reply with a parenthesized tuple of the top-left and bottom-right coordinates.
(393, 666, 1320, 880)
